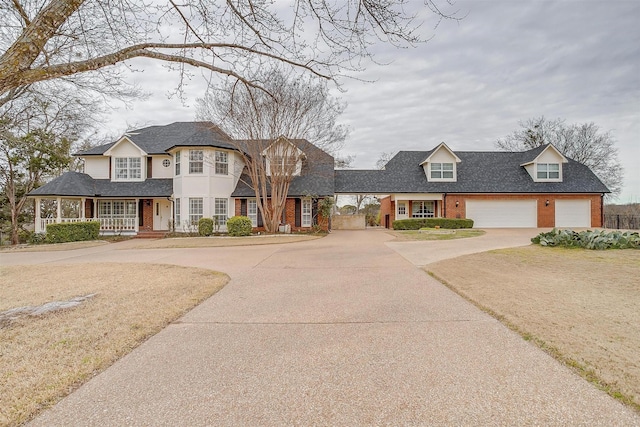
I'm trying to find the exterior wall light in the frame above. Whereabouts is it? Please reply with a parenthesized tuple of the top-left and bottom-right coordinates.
(455, 200, 459, 207)
(545, 199, 550, 206)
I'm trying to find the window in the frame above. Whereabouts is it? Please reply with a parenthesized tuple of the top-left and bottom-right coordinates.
(397, 202, 406, 216)
(175, 198, 181, 225)
(97, 200, 136, 219)
(248, 199, 258, 227)
(412, 201, 435, 218)
(302, 199, 312, 227)
(175, 151, 181, 175)
(114, 157, 141, 180)
(269, 155, 298, 175)
(430, 162, 454, 179)
(215, 151, 228, 175)
(537, 163, 560, 180)
(214, 198, 227, 226)
(162, 159, 170, 168)
(189, 198, 203, 224)
(189, 150, 203, 174)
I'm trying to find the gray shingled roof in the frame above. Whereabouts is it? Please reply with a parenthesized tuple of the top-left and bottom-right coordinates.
(232, 139, 335, 197)
(77, 122, 236, 156)
(29, 172, 172, 198)
(335, 147, 609, 194)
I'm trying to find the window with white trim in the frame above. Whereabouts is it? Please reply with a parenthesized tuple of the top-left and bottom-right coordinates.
(175, 198, 181, 225)
(175, 151, 181, 175)
(302, 199, 312, 227)
(430, 162, 454, 179)
(189, 150, 203, 174)
(214, 198, 227, 226)
(397, 202, 406, 216)
(537, 163, 560, 180)
(98, 200, 136, 219)
(215, 151, 228, 175)
(248, 199, 258, 227)
(412, 201, 435, 218)
(189, 198, 203, 225)
(114, 157, 141, 180)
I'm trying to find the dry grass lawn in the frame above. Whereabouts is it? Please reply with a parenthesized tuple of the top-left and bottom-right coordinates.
(387, 229, 485, 241)
(426, 246, 640, 410)
(0, 263, 228, 427)
(0, 240, 109, 252)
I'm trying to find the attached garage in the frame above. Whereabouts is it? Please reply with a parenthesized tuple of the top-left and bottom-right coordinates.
(555, 199, 591, 228)
(466, 199, 537, 228)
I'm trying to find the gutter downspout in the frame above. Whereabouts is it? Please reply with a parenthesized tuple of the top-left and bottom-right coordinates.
(601, 193, 605, 228)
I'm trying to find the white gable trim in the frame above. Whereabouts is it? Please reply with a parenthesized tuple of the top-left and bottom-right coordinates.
(260, 136, 306, 158)
(419, 142, 461, 165)
(103, 136, 148, 156)
(520, 144, 568, 166)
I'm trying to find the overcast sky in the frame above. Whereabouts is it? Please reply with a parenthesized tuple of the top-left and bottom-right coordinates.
(105, 0, 640, 203)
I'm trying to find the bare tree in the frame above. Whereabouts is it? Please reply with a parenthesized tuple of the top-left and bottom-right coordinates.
(196, 70, 345, 232)
(376, 151, 395, 169)
(0, 0, 459, 102)
(496, 116, 624, 199)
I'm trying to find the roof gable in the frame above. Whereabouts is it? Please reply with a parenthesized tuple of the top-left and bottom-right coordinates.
(520, 144, 568, 166)
(103, 136, 147, 157)
(419, 142, 461, 165)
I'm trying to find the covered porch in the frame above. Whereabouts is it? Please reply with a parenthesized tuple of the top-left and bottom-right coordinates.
(33, 196, 171, 235)
(381, 193, 444, 228)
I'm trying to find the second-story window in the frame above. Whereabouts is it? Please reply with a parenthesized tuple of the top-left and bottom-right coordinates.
(215, 151, 228, 175)
(537, 163, 560, 180)
(115, 157, 141, 180)
(175, 151, 181, 175)
(189, 150, 203, 174)
(430, 162, 454, 179)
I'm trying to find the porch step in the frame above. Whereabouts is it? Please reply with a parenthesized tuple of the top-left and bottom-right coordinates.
(134, 231, 168, 239)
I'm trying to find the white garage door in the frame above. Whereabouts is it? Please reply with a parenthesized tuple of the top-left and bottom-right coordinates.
(555, 199, 591, 228)
(466, 200, 537, 228)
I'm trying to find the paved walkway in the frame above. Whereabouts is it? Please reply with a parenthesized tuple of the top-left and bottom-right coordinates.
(2, 230, 637, 425)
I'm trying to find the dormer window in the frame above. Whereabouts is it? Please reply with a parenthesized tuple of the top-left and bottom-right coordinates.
(537, 163, 560, 180)
(431, 162, 454, 179)
(115, 157, 141, 180)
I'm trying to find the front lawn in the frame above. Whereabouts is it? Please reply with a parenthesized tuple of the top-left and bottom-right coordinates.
(426, 246, 640, 410)
(0, 264, 228, 426)
(387, 229, 485, 241)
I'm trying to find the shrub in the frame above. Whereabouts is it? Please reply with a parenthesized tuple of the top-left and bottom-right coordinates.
(531, 229, 640, 250)
(227, 216, 253, 236)
(45, 221, 100, 243)
(392, 218, 474, 230)
(198, 218, 214, 236)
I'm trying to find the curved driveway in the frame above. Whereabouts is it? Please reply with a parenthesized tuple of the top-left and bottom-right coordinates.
(2, 229, 637, 426)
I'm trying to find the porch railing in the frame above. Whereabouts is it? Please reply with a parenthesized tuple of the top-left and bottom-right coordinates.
(39, 217, 137, 232)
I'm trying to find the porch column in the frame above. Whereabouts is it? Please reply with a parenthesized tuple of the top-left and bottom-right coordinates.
(80, 198, 86, 220)
(35, 198, 42, 233)
(93, 199, 98, 219)
(56, 197, 62, 223)
(135, 198, 140, 232)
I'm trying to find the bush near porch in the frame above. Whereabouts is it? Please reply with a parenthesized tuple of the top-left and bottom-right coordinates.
(393, 218, 474, 230)
(45, 221, 100, 243)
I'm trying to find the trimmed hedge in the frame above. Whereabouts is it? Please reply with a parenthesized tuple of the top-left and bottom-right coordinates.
(198, 218, 214, 236)
(532, 229, 640, 250)
(227, 216, 253, 237)
(393, 218, 474, 230)
(45, 221, 100, 243)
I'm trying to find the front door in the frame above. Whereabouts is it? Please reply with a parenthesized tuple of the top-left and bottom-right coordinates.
(153, 199, 171, 230)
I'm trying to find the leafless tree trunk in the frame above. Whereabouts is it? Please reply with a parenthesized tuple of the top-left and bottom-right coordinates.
(196, 69, 346, 232)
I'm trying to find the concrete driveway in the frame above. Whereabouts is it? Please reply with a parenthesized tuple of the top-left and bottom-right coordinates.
(2, 229, 637, 425)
